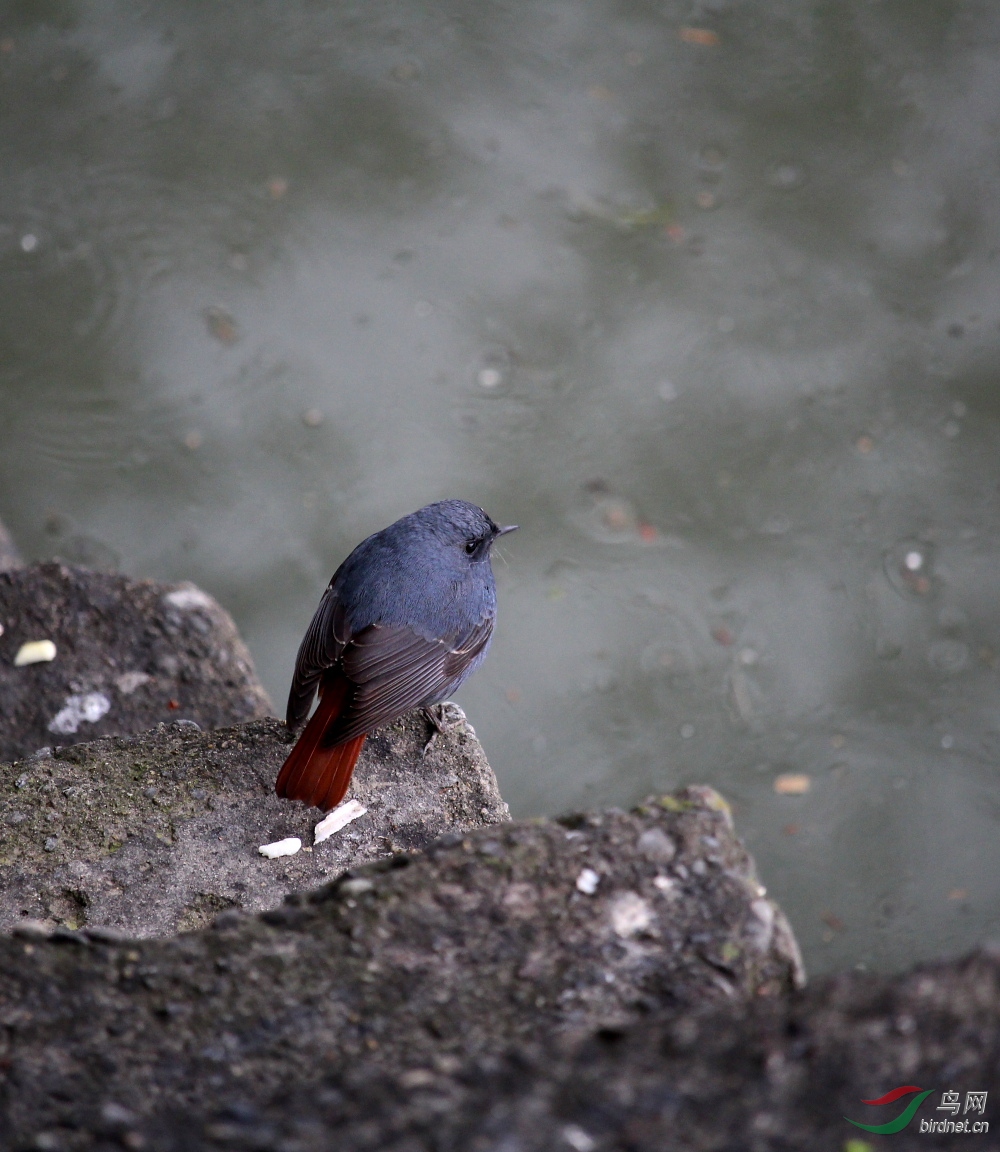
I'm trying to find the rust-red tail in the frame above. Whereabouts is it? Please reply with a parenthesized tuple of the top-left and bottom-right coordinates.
(275, 677, 366, 812)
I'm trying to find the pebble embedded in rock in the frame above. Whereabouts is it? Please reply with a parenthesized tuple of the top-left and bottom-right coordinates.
(164, 586, 215, 611)
(609, 891, 655, 937)
(637, 827, 676, 863)
(576, 867, 600, 895)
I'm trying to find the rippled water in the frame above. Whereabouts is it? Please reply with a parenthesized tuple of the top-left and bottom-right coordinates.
(3, 0, 1000, 975)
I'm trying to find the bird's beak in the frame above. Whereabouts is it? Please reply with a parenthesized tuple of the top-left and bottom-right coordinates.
(495, 524, 519, 537)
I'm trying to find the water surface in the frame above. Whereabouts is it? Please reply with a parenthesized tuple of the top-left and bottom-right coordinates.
(3, 0, 1000, 975)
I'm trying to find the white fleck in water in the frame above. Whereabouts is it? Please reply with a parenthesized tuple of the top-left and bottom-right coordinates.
(477, 367, 502, 389)
(20, 233, 38, 252)
(904, 551, 923, 571)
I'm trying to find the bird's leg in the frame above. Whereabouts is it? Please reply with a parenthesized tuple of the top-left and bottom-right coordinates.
(421, 701, 467, 757)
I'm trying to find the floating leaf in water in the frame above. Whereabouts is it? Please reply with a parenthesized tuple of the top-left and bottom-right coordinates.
(204, 306, 238, 346)
(679, 27, 719, 46)
(774, 773, 811, 795)
(615, 203, 675, 227)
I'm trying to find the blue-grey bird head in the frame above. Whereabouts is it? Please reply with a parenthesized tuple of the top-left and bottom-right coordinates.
(417, 499, 518, 563)
(334, 500, 517, 636)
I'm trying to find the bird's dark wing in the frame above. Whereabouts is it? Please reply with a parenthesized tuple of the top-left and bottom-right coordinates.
(285, 585, 352, 729)
(324, 616, 494, 744)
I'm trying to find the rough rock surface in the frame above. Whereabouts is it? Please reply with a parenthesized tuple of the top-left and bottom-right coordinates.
(0, 516, 21, 572)
(0, 788, 804, 1148)
(0, 709, 509, 937)
(0, 563, 273, 762)
(88, 949, 999, 1152)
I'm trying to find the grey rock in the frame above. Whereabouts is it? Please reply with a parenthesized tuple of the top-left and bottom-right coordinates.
(0, 515, 22, 572)
(0, 709, 509, 936)
(0, 785, 803, 1146)
(0, 562, 273, 762)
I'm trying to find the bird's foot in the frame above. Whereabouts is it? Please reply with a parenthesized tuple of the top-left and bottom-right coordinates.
(421, 701, 468, 757)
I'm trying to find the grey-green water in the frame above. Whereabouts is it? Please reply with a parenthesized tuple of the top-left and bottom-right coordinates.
(3, 0, 1000, 976)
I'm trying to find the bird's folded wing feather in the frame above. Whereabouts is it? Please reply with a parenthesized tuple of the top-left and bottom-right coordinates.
(285, 586, 351, 729)
(325, 616, 494, 744)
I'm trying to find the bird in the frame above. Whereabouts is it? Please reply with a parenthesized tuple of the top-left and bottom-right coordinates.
(275, 500, 517, 811)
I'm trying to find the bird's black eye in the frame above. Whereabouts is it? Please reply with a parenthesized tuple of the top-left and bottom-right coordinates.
(465, 539, 478, 555)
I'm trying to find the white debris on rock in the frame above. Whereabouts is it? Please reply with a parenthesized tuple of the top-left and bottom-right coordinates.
(14, 640, 57, 667)
(575, 867, 600, 895)
(314, 799, 368, 845)
(746, 898, 776, 953)
(48, 693, 111, 735)
(164, 586, 215, 611)
(258, 837, 302, 859)
(609, 891, 655, 938)
(115, 670, 152, 695)
(561, 1125, 597, 1152)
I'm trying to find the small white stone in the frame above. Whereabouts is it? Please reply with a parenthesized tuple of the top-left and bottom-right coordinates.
(14, 640, 57, 666)
(20, 233, 38, 253)
(904, 550, 923, 571)
(259, 837, 302, 859)
(609, 891, 655, 937)
(165, 586, 215, 611)
(653, 874, 677, 895)
(575, 867, 600, 895)
(314, 799, 368, 845)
